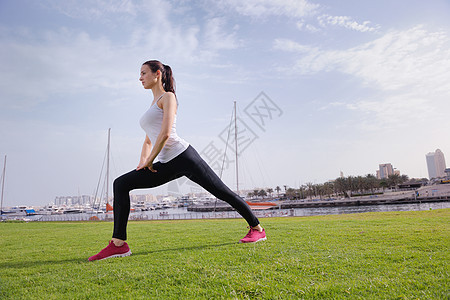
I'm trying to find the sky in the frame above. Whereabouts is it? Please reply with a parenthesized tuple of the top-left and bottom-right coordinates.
(1, 0, 449, 206)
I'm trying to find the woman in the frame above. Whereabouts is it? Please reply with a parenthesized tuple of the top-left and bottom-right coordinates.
(89, 60, 266, 261)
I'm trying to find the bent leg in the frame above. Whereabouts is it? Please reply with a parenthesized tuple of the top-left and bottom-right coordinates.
(112, 163, 182, 240)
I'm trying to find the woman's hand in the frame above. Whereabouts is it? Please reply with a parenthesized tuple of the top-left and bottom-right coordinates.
(136, 159, 157, 172)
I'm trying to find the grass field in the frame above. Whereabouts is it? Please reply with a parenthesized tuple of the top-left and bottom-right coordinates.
(1, 209, 449, 299)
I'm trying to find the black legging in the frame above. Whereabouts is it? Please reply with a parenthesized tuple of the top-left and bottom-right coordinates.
(112, 145, 260, 240)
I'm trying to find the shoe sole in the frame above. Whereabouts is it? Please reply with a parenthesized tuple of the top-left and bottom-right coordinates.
(91, 250, 132, 261)
(239, 237, 267, 243)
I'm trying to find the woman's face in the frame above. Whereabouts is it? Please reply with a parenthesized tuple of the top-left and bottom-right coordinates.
(139, 64, 159, 89)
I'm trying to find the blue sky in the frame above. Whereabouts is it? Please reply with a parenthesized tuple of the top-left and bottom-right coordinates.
(1, 0, 449, 206)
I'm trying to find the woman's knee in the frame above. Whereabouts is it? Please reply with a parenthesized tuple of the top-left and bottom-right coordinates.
(113, 174, 132, 193)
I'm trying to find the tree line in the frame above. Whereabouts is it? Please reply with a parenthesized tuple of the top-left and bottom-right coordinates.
(247, 174, 429, 201)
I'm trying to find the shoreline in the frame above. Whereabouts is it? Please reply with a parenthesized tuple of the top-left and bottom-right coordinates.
(17, 200, 449, 222)
(187, 196, 450, 212)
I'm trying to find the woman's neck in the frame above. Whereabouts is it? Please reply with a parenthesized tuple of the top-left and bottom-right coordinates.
(151, 85, 166, 101)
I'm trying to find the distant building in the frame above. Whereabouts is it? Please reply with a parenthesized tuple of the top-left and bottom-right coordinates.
(426, 149, 447, 179)
(54, 195, 92, 206)
(377, 163, 394, 179)
(445, 168, 450, 177)
(130, 193, 157, 203)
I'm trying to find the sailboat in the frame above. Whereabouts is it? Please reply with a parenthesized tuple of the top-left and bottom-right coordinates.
(91, 128, 114, 215)
(219, 102, 277, 211)
(0, 156, 36, 218)
(1, 155, 6, 217)
(187, 102, 278, 213)
(105, 129, 113, 213)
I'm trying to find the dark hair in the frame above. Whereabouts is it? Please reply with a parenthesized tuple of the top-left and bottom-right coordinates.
(142, 60, 176, 95)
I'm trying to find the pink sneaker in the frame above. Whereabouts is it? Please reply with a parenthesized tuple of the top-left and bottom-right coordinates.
(239, 228, 267, 243)
(88, 241, 132, 261)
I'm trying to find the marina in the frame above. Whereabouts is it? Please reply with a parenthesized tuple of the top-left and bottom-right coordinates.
(1, 127, 450, 223)
(3, 197, 448, 222)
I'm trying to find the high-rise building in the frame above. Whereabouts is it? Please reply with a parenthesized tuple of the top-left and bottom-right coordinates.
(378, 163, 394, 179)
(426, 149, 447, 179)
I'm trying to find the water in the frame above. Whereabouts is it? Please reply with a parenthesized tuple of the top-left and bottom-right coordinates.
(25, 201, 450, 222)
(289, 201, 450, 217)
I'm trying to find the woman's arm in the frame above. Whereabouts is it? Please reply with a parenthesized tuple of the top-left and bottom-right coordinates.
(136, 92, 177, 172)
(136, 135, 152, 170)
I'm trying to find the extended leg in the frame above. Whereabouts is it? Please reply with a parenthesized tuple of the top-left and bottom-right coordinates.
(180, 146, 260, 227)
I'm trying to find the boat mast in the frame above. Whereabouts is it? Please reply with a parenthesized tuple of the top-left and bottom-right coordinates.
(234, 101, 239, 195)
(1, 155, 6, 215)
(106, 128, 111, 205)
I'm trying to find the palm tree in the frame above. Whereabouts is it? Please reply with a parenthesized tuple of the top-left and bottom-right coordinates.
(286, 188, 296, 199)
(354, 176, 364, 194)
(380, 179, 388, 192)
(258, 189, 267, 199)
(275, 186, 281, 198)
(365, 174, 378, 194)
(305, 182, 315, 200)
(267, 188, 273, 199)
(387, 174, 401, 190)
(322, 182, 334, 199)
(299, 185, 306, 199)
(316, 184, 324, 200)
(346, 176, 356, 197)
(334, 177, 347, 197)
(400, 174, 409, 183)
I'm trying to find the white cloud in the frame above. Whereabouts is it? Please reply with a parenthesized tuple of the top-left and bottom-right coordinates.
(344, 94, 438, 131)
(214, 0, 319, 18)
(296, 21, 320, 32)
(43, 0, 138, 21)
(274, 26, 450, 131)
(0, 2, 245, 109)
(280, 26, 450, 92)
(273, 38, 313, 53)
(339, 26, 448, 92)
(203, 17, 241, 51)
(0, 27, 140, 109)
(318, 14, 380, 32)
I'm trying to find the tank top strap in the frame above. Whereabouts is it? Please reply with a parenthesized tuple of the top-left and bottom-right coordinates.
(153, 92, 166, 107)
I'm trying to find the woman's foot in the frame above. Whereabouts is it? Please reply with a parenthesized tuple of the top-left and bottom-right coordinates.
(88, 240, 132, 261)
(112, 238, 125, 247)
(239, 227, 267, 243)
(252, 224, 264, 232)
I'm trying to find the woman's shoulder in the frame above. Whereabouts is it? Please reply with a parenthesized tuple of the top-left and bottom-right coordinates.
(162, 92, 176, 102)
(159, 92, 177, 109)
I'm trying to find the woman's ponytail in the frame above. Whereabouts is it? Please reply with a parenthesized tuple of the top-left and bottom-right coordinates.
(162, 64, 175, 95)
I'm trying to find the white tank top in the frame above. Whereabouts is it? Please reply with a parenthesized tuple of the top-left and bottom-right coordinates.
(139, 96, 189, 163)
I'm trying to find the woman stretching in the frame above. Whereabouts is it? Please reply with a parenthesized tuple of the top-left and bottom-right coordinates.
(89, 60, 266, 261)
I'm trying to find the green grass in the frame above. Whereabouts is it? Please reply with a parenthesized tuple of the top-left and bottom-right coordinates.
(1, 209, 449, 299)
